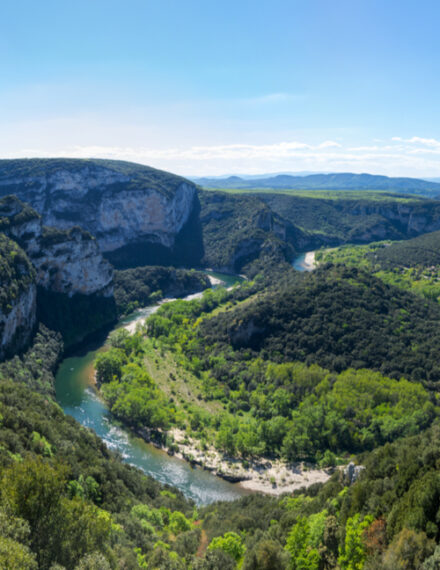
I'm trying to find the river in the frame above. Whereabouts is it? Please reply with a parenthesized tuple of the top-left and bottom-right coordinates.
(55, 258, 314, 506)
(55, 271, 250, 505)
(292, 251, 316, 272)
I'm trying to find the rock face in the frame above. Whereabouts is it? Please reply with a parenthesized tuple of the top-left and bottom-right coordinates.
(260, 193, 440, 247)
(0, 233, 37, 359)
(0, 195, 116, 349)
(0, 284, 36, 360)
(34, 227, 113, 297)
(0, 196, 113, 297)
(199, 191, 297, 272)
(343, 462, 365, 485)
(0, 159, 198, 256)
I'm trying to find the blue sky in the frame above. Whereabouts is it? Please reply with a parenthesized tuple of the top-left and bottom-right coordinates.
(1, 0, 440, 176)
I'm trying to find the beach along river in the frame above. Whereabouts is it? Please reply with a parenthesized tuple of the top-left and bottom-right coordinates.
(55, 271, 249, 505)
(56, 258, 314, 505)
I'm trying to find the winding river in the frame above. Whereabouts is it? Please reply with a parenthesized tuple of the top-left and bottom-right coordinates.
(55, 258, 314, 505)
(55, 271, 250, 505)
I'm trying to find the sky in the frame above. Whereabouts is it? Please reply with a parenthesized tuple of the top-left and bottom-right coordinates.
(1, 0, 440, 177)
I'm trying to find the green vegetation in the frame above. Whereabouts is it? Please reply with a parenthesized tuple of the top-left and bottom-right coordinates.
(0, 379, 203, 568)
(8, 374, 440, 570)
(198, 190, 295, 272)
(114, 265, 210, 316)
(39, 225, 94, 248)
(0, 324, 62, 395)
(260, 192, 440, 243)
(198, 188, 440, 274)
(0, 195, 40, 235)
(0, 158, 190, 199)
(204, 187, 423, 202)
(191, 266, 440, 385)
(0, 233, 35, 315)
(94, 276, 439, 465)
(317, 231, 440, 304)
(3, 162, 440, 567)
(197, 420, 440, 569)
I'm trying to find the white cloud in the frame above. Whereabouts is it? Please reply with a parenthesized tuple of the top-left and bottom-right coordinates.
(3, 135, 440, 178)
(392, 136, 440, 148)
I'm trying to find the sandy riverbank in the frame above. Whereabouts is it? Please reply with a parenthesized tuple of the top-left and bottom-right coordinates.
(303, 251, 316, 270)
(159, 428, 332, 496)
(123, 274, 226, 334)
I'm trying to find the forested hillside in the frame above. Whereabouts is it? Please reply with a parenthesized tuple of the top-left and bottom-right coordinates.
(114, 265, 210, 315)
(5, 368, 440, 568)
(197, 188, 440, 273)
(317, 230, 440, 305)
(2, 161, 440, 567)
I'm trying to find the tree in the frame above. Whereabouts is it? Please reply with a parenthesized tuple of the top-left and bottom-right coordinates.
(0, 536, 37, 570)
(243, 539, 288, 570)
(285, 517, 320, 570)
(208, 532, 246, 562)
(94, 349, 126, 384)
(1, 458, 113, 569)
(169, 511, 192, 534)
(382, 529, 434, 570)
(338, 514, 373, 570)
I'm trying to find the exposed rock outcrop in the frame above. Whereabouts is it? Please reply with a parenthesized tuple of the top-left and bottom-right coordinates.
(0, 233, 37, 359)
(343, 462, 365, 485)
(34, 227, 113, 297)
(0, 196, 113, 297)
(0, 159, 198, 258)
(0, 195, 116, 348)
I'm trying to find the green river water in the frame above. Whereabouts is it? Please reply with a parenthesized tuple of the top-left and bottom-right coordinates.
(55, 259, 312, 505)
(55, 272, 250, 505)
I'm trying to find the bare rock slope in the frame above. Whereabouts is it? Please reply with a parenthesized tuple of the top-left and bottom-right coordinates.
(0, 159, 198, 256)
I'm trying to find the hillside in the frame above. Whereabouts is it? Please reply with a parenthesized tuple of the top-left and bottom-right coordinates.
(4, 160, 440, 568)
(197, 266, 440, 385)
(317, 230, 440, 306)
(0, 233, 36, 359)
(372, 229, 440, 268)
(195, 172, 440, 196)
(198, 190, 300, 272)
(197, 189, 440, 273)
(114, 265, 211, 315)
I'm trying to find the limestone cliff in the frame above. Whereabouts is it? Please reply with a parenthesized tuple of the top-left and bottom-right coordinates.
(0, 195, 115, 348)
(0, 196, 113, 297)
(35, 227, 113, 297)
(0, 233, 36, 359)
(0, 159, 198, 259)
(258, 193, 440, 249)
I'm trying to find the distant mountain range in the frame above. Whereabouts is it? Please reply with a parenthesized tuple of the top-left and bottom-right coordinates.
(192, 172, 440, 197)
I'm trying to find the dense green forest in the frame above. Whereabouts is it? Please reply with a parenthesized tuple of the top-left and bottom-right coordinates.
(2, 164, 440, 566)
(197, 188, 440, 274)
(114, 265, 210, 316)
(94, 268, 440, 464)
(4, 373, 440, 568)
(198, 190, 296, 272)
(0, 233, 35, 315)
(317, 230, 440, 304)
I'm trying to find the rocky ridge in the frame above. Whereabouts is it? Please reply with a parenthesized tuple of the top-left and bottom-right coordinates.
(0, 159, 198, 256)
